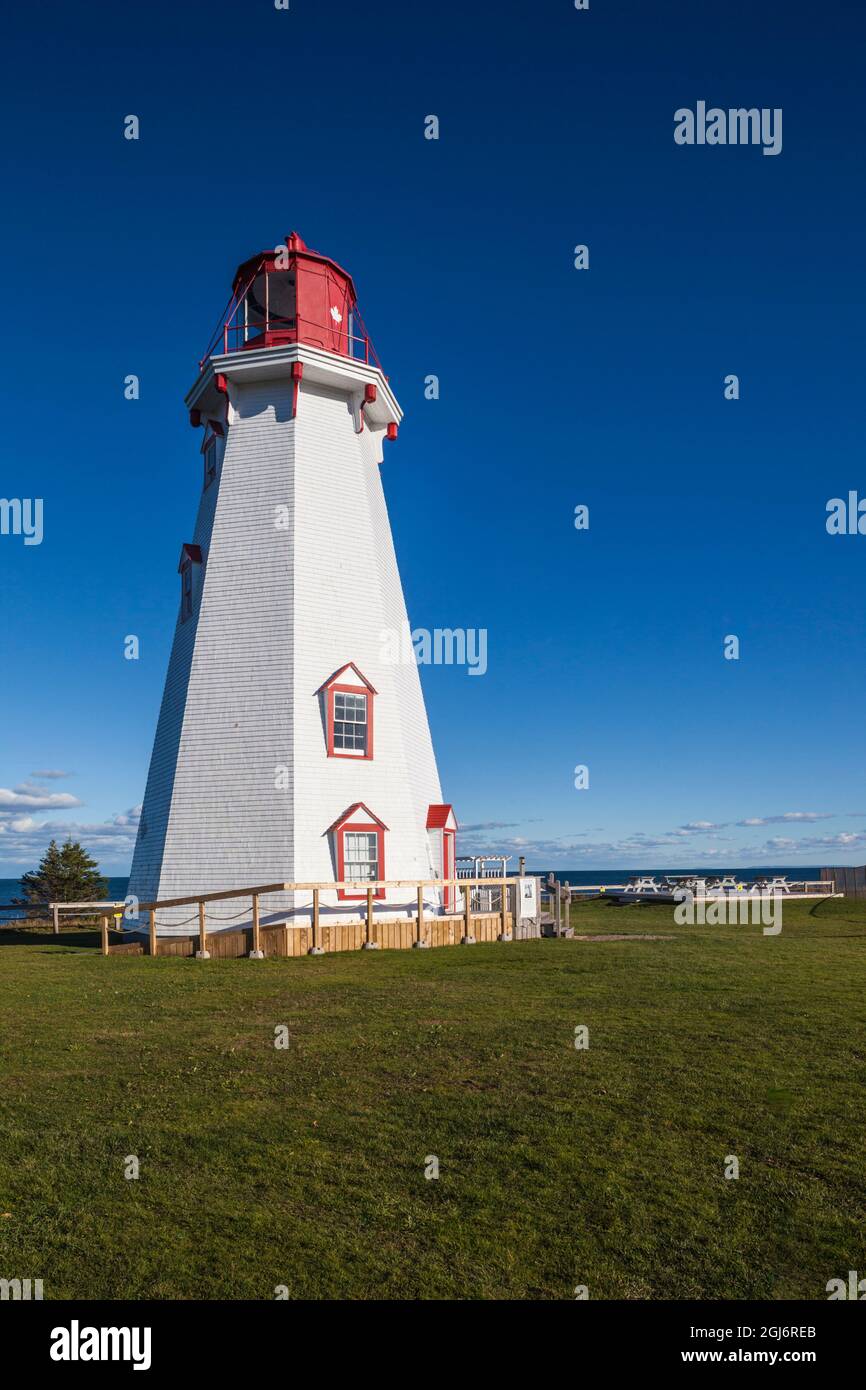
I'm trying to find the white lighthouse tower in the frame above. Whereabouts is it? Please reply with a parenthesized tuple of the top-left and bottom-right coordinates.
(128, 232, 455, 933)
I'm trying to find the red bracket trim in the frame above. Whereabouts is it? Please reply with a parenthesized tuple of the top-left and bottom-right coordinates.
(291, 361, 304, 419)
(355, 382, 377, 434)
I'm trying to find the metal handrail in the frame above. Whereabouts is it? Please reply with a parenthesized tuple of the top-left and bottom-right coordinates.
(218, 314, 374, 365)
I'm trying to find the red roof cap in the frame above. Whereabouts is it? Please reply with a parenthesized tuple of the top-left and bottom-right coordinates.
(232, 230, 357, 303)
(315, 662, 377, 695)
(177, 542, 203, 571)
(426, 804, 456, 830)
(327, 802, 389, 833)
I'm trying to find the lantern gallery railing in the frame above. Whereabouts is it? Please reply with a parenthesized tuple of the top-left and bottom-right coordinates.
(113, 878, 520, 959)
(197, 268, 382, 372)
(218, 313, 376, 363)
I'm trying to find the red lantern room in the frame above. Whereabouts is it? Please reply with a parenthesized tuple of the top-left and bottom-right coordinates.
(191, 229, 397, 442)
(206, 231, 377, 365)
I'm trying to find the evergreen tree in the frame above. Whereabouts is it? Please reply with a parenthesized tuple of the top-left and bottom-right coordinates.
(17, 839, 108, 906)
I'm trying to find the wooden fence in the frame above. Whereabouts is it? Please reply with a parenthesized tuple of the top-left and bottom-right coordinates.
(98, 878, 518, 960)
(821, 865, 866, 899)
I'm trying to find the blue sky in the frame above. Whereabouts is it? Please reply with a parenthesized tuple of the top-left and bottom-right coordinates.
(1, 0, 864, 874)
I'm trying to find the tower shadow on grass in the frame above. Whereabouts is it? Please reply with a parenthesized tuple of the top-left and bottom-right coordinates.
(0, 928, 103, 949)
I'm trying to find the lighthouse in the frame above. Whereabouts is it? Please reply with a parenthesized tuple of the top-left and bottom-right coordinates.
(128, 232, 454, 933)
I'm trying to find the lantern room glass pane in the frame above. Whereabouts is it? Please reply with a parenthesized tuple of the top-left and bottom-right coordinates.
(268, 272, 296, 327)
(245, 274, 267, 331)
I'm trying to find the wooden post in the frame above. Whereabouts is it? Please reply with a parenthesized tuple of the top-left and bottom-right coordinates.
(312, 888, 320, 951)
(554, 883, 561, 937)
(518, 855, 526, 877)
(251, 893, 262, 957)
(149, 909, 157, 958)
(52, 904, 60, 935)
(366, 887, 374, 946)
(500, 879, 508, 938)
(464, 878, 472, 939)
(416, 885, 424, 945)
(198, 900, 207, 956)
(101, 915, 109, 956)
(564, 882, 570, 934)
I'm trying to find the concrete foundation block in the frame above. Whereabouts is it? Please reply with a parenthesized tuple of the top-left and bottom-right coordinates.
(461, 935, 476, 945)
(361, 941, 381, 950)
(249, 949, 265, 959)
(412, 939, 430, 949)
(195, 949, 211, 960)
(308, 946, 325, 956)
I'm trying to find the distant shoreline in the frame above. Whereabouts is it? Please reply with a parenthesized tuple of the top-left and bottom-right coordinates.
(0, 866, 828, 921)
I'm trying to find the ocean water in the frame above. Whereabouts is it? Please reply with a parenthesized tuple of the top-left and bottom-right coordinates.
(529, 866, 823, 885)
(0, 868, 825, 920)
(0, 877, 131, 921)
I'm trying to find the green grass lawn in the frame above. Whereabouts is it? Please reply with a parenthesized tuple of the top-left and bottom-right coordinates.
(1, 896, 864, 1300)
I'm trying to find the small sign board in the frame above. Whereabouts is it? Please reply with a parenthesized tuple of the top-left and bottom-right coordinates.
(517, 876, 538, 920)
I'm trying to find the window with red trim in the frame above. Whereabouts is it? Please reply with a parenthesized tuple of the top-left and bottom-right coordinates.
(202, 434, 218, 489)
(180, 559, 193, 621)
(330, 806, 387, 900)
(318, 664, 376, 760)
(178, 543, 202, 623)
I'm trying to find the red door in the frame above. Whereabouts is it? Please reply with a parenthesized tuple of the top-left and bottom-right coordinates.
(443, 830, 455, 911)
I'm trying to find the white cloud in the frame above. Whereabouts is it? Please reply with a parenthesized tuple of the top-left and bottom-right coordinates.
(733, 831, 866, 858)
(0, 807, 141, 869)
(736, 812, 834, 827)
(0, 785, 83, 812)
(459, 830, 730, 864)
(459, 814, 865, 868)
(460, 820, 521, 832)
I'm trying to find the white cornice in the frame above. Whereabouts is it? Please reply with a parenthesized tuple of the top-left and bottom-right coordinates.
(185, 344, 402, 428)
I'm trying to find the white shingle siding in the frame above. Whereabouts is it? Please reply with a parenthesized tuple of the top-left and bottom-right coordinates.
(427, 830, 444, 880)
(129, 362, 444, 934)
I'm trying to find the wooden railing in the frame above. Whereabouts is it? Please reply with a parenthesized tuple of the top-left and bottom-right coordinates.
(121, 878, 517, 959)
